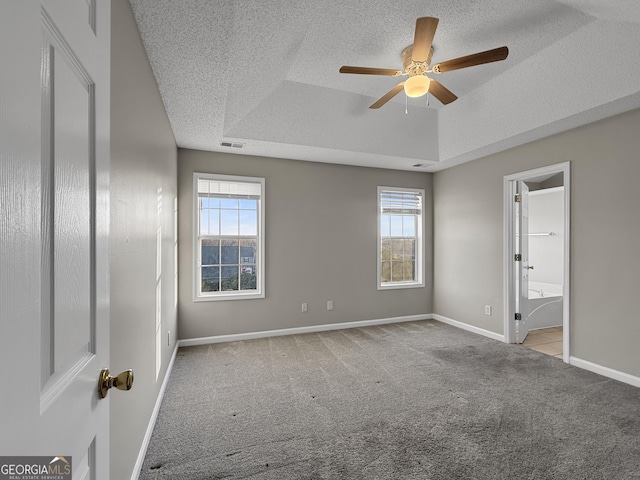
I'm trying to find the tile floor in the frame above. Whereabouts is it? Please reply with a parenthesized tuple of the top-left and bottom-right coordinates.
(522, 326, 563, 359)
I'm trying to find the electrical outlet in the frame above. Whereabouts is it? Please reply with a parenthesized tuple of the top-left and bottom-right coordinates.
(302, 302, 308, 313)
(484, 305, 492, 316)
(327, 300, 334, 311)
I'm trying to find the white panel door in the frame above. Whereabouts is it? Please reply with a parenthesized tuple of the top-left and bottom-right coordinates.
(517, 181, 531, 343)
(0, 1, 111, 478)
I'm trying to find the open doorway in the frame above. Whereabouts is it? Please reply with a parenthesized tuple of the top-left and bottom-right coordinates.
(503, 162, 570, 362)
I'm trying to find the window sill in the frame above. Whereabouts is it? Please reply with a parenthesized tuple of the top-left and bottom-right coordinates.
(194, 291, 265, 302)
(378, 282, 425, 291)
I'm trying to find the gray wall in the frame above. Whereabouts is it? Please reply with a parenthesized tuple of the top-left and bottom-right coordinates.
(433, 107, 640, 378)
(110, 1, 178, 478)
(178, 149, 433, 339)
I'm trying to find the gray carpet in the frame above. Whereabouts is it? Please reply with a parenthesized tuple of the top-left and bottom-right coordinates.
(139, 320, 640, 479)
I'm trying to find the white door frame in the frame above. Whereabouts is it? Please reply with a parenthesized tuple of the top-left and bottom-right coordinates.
(503, 162, 571, 362)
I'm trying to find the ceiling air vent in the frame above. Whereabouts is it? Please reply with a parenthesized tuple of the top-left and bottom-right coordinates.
(220, 141, 245, 149)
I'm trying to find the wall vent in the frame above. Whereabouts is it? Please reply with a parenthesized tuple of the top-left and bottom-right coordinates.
(220, 141, 245, 149)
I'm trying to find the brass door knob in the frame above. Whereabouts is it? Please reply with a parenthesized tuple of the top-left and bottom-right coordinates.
(98, 368, 134, 399)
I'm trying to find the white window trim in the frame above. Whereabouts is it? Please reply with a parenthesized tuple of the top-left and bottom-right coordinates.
(193, 173, 265, 301)
(377, 185, 425, 290)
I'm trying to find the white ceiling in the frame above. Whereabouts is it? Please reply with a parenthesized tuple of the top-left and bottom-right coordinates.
(129, 0, 640, 172)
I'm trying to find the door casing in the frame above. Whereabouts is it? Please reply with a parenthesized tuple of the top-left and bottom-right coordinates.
(503, 162, 571, 362)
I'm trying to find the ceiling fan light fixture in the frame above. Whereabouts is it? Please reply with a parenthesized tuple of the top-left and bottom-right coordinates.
(339, 17, 509, 109)
(404, 75, 430, 98)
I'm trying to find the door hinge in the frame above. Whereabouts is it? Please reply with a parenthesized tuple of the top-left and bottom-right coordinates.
(515, 313, 522, 321)
(515, 194, 522, 202)
(515, 254, 522, 261)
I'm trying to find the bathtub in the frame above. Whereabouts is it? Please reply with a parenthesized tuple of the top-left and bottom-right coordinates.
(528, 281, 563, 299)
(527, 281, 563, 329)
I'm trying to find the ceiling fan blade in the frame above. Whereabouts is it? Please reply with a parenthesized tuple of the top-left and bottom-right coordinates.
(369, 82, 405, 109)
(432, 46, 508, 73)
(340, 66, 403, 76)
(428, 80, 457, 105)
(412, 17, 439, 62)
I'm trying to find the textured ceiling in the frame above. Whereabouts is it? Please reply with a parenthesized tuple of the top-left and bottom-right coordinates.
(129, 0, 640, 171)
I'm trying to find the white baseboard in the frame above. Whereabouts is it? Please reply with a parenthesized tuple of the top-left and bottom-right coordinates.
(178, 314, 433, 347)
(569, 356, 640, 388)
(130, 344, 179, 480)
(432, 314, 506, 343)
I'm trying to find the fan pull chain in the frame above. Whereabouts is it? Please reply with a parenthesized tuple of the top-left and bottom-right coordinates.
(405, 94, 408, 115)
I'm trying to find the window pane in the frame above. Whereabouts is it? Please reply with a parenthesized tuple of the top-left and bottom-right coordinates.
(201, 239, 219, 265)
(220, 209, 239, 235)
(209, 208, 220, 235)
(201, 197, 221, 209)
(392, 262, 404, 282)
(221, 265, 239, 291)
(240, 239, 257, 264)
(404, 238, 415, 260)
(239, 209, 257, 235)
(403, 215, 415, 237)
(380, 214, 390, 237)
(381, 261, 391, 283)
(391, 239, 404, 261)
(221, 239, 239, 264)
(240, 265, 257, 291)
(220, 198, 238, 209)
(199, 208, 221, 236)
(403, 261, 415, 281)
(390, 216, 403, 236)
(201, 266, 219, 292)
(380, 237, 391, 261)
(239, 199, 256, 210)
(199, 209, 209, 235)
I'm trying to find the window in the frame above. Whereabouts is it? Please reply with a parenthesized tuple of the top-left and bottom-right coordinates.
(377, 186, 424, 289)
(194, 173, 264, 300)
